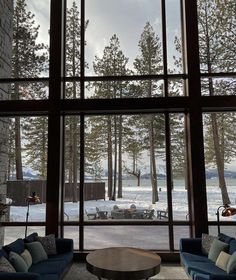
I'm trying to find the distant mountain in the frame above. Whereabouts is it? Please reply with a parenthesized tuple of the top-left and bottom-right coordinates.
(205, 169, 236, 179)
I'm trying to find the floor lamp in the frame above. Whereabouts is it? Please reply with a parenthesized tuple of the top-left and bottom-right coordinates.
(25, 192, 40, 238)
(216, 204, 236, 235)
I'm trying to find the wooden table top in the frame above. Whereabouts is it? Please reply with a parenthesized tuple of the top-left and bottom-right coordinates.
(86, 247, 161, 280)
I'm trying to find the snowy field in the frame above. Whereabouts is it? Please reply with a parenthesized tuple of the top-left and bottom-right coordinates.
(4, 179, 236, 249)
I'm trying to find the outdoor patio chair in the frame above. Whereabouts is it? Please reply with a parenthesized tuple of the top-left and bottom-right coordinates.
(156, 208, 168, 219)
(111, 210, 125, 219)
(96, 207, 108, 219)
(143, 209, 155, 219)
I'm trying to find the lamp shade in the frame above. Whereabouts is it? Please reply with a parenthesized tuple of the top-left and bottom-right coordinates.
(222, 206, 236, 217)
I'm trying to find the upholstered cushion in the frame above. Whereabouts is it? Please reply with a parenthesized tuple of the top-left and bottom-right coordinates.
(36, 234, 57, 255)
(218, 233, 235, 244)
(3, 238, 25, 254)
(0, 256, 16, 272)
(21, 249, 32, 268)
(24, 232, 38, 243)
(227, 251, 236, 274)
(25, 241, 48, 264)
(9, 251, 28, 272)
(215, 251, 230, 271)
(208, 239, 229, 262)
(201, 233, 217, 255)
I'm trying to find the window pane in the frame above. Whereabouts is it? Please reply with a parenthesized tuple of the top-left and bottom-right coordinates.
(85, 80, 164, 99)
(201, 77, 236, 96)
(166, 0, 183, 74)
(85, 0, 163, 76)
(203, 112, 236, 222)
(84, 114, 168, 221)
(4, 117, 48, 224)
(10, 0, 50, 79)
(168, 79, 185, 96)
(198, 0, 236, 74)
(84, 226, 170, 250)
(170, 114, 189, 221)
(174, 226, 190, 250)
(64, 116, 80, 221)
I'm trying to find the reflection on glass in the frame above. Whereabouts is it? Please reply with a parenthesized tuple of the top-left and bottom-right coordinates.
(84, 226, 169, 250)
(203, 112, 236, 221)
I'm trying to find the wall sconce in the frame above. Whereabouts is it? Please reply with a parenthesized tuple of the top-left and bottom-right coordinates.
(216, 204, 236, 235)
(25, 192, 40, 237)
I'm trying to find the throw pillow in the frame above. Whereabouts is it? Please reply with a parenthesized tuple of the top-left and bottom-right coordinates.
(0, 256, 16, 272)
(25, 241, 48, 264)
(227, 251, 236, 274)
(24, 232, 38, 243)
(9, 251, 28, 272)
(21, 249, 32, 268)
(218, 233, 235, 244)
(215, 251, 231, 271)
(3, 238, 25, 254)
(208, 239, 229, 262)
(229, 240, 236, 255)
(36, 234, 57, 255)
(202, 233, 217, 255)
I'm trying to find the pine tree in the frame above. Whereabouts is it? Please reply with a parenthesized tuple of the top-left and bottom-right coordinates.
(11, 0, 48, 179)
(93, 34, 130, 200)
(133, 22, 164, 203)
(65, 1, 88, 201)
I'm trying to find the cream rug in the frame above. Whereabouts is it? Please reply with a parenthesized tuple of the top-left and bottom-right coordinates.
(64, 262, 189, 280)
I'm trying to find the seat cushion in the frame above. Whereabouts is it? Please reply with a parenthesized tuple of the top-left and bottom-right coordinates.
(39, 274, 59, 280)
(48, 252, 73, 265)
(187, 261, 230, 276)
(29, 259, 67, 275)
(180, 252, 210, 268)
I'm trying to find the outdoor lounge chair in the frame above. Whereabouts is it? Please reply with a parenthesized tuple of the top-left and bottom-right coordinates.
(143, 209, 155, 219)
(111, 209, 125, 219)
(85, 209, 97, 220)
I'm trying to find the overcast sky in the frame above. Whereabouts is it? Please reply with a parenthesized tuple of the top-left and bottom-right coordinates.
(24, 0, 182, 75)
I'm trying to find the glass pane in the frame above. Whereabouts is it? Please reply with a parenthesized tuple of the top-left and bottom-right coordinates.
(166, 0, 183, 74)
(84, 114, 167, 221)
(66, 0, 81, 77)
(65, 81, 80, 99)
(85, 0, 163, 76)
(84, 226, 170, 250)
(209, 226, 236, 238)
(201, 77, 236, 96)
(0, 82, 49, 101)
(64, 226, 80, 250)
(8, 0, 50, 79)
(203, 112, 236, 223)
(170, 114, 189, 221)
(85, 80, 164, 99)
(3, 117, 48, 224)
(2, 227, 45, 246)
(198, 0, 236, 74)
(168, 79, 185, 96)
(174, 226, 190, 250)
(64, 116, 80, 221)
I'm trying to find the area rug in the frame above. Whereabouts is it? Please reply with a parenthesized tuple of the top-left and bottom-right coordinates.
(64, 262, 189, 280)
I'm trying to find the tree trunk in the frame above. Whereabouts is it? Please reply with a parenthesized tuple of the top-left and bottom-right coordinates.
(112, 116, 117, 200)
(107, 116, 113, 199)
(118, 115, 123, 198)
(72, 115, 78, 202)
(15, 116, 23, 180)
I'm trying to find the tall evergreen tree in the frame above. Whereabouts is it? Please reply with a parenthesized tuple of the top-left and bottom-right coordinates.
(65, 1, 88, 201)
(93, 34, 130, 200)
(133, 22, 164, 203)
(11, 0, 48, 179)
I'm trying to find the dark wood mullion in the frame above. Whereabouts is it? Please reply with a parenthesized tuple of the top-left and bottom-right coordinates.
(46, 0, 64, 237)
(161, 0, 168, 98)
(165, 112, 174, 251)
(183, 0, 208, 237)
(79, 0, 85, 251)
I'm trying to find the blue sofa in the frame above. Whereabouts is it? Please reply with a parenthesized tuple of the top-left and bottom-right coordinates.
(180, 233, 236, 280)
(0, 233, 73, 280)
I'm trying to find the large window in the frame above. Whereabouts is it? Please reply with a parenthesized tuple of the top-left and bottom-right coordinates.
(0, 0, 236, 252)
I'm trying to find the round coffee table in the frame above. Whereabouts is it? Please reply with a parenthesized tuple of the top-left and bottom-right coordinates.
(86, 247, 161, 280)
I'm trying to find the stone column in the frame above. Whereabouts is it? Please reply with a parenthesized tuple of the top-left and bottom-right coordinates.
(0, 0, 13, 246)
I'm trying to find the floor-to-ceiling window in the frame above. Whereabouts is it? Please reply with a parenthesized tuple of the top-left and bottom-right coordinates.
(0, 0, 235, 253)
